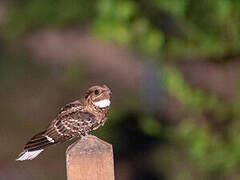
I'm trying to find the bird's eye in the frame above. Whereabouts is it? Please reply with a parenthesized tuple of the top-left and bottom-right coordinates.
(94, 90, 99, 95)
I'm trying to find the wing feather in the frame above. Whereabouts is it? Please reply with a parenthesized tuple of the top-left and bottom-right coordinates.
(45, 100, 96, 143)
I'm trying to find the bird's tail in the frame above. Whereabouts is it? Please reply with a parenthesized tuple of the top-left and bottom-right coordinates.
(16, 131, 55, 161)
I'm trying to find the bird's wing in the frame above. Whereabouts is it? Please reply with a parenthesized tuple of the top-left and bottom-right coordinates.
(16, 100, 95, 161)
(58, 99, 84, 115)
(45, 101, 96, 143)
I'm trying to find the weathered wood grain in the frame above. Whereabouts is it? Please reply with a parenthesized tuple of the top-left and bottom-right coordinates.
(66, 135, 114, 180)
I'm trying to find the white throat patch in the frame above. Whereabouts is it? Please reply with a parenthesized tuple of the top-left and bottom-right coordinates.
(93, 99, 111, 108)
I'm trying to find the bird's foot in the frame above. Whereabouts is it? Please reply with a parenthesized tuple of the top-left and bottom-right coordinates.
(81, 134, 90, 141)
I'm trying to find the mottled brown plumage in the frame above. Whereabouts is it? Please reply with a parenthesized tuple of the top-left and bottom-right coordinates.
(16, 85, 111, 161)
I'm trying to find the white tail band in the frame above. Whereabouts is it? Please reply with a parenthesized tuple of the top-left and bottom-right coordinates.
(16, 149, 44, 161)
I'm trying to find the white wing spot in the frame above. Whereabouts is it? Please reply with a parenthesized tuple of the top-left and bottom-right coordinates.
(45, 135, 54, 143)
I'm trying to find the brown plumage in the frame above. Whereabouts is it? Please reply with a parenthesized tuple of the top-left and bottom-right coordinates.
(16, 85, 111, 161)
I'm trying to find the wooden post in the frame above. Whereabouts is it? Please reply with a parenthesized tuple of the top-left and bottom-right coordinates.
(66, 135, 115, 180)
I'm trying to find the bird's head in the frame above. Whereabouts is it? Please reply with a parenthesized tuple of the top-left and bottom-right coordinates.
(85, 85, 112, 108)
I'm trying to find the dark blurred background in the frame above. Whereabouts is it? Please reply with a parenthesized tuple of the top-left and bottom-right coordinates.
(1, 0, 240, 179)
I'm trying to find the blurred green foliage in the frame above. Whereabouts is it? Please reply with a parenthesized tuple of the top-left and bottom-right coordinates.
(6, 0, 240, 57)
(3, 0, 240, 179)
(5, 0, 97, 38)
(163, 67, 240, 178)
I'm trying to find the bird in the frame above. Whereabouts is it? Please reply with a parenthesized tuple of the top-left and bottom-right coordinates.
(16, 85, 112, 161)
